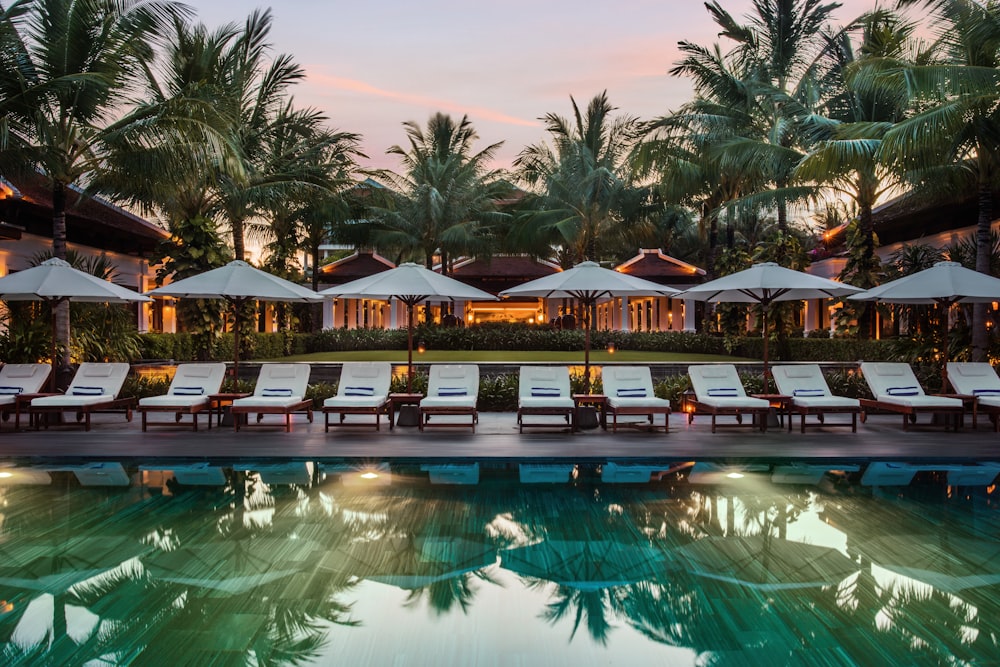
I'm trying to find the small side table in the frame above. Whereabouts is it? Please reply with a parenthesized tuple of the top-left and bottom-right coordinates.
(573, 394, 608, 431)
(208, 392, 251, 427)
(389, 392, 424, 427)
(751, 393, 792, 429)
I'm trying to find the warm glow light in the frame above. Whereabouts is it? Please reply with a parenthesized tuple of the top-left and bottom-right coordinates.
(0, 472, 12, 478)
(606, 341, 616, 354)
(359, 472, 380, 480)
(725, 472, 745, 479)
(417, 340, 426, 354)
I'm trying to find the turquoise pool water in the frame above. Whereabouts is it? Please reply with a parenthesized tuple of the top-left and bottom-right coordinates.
(0, 458, 998, 665)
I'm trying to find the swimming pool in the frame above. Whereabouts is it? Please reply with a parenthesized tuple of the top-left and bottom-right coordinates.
(0, 458, 998, 665)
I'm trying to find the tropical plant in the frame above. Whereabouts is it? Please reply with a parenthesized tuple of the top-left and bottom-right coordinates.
(876, 0, 1000, 360)
(514, 91, 653, 265)
(0, 0, 188, 379)
(369, 113, 510, 271)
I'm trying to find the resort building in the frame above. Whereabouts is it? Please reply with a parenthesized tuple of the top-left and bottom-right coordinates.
(318, 249, 706, 332)
(0, 173, 171, 333)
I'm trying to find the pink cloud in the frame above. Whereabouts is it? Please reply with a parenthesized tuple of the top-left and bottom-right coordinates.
(307, 71, 540, 129)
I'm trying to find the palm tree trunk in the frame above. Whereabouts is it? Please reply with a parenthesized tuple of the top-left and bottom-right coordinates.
(232, 217, 245, 262)
(856, 201, 878, 340)
(971, 178, 993, 362)
(51, 182, 72, 388)
(311, 244, 322, 332)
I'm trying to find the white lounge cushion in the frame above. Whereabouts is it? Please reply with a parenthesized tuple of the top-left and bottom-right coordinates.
(232, 395, 305, 409)
(324, 394, 389, 408)
(607, 396, 672, 409)
(32, 394, 113, 408)
(420, 395, 477, 409)
(790, 395, 860, 409)
(519, 396, 575, 410)
(875, 395, 963, 409)
(139, 395, 209, 408)
(696, 396, 771, 409)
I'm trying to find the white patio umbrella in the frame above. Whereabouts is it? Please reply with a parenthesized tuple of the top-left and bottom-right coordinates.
(850, 261, 1000, 389)
(146, 260, 323, 382)
(675, 262, 863, 392)
(320, 262, 497, 392)
(0, 258, 151, 390)
(499, 261, 681, 391)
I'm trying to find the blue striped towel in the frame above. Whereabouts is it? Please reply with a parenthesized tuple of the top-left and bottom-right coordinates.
(706, 388, 739, 397)
(262, 388, 294, 397)
(71, 386, 104, 396)
(886, 386, 920, 396)
(617, 388, 647, 398)
(172, 386, 204, 396)
(0, 386, 23, 395)
(531, 387, 561, 397)
(345, 386, 375, 396)
(973, 389, 1000, 395)
(793, 389, 825, 397)
(438, 387, 468, 397)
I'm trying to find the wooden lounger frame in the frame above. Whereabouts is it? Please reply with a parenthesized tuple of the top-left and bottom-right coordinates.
(29, 397, 136, 432)
(686, 400, 769, 433)
(323, 400, 394, 431)
(231, 400, 313, 432)
(859, 398, 965, 431)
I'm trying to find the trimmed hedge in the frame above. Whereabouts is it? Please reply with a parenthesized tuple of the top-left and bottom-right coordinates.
(140, 324, 898, 365)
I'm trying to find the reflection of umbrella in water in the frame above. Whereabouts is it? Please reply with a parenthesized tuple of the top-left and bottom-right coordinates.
(501, 540, 668, 591)
(675, 535, 858, 591)
(858, 534, 1000, 595)
(145, 537, 318, 595)
(0, 535, 148, 594)
(320, 536, 498, 589)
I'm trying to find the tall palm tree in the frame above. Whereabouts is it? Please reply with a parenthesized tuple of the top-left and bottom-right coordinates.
(0, 0, 188, 382)
(370, 112, 509, 271)
(795, 9, 922, 336)
(514, 91, 650, 265)
(698, 0, 843, 234)
(876, 0, 1000, 360)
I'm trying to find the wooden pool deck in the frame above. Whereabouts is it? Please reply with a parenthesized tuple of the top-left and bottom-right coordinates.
(1, 409, 999, 461)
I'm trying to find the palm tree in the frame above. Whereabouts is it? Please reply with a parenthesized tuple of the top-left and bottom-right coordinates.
(0, 0, 188, 383)
(514, 91, 649, 265)
(795, 9, 922, 337)
(876, 0, 1000, 361)
(370, 112, 509, 272)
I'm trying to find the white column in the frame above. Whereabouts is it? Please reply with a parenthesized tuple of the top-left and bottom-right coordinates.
(323, 299, 334, 329)
(454, 300, 465, 323)
(619, 297, 630, 332)
(803, 299, 819, 334)
(683, 300, 696, 332)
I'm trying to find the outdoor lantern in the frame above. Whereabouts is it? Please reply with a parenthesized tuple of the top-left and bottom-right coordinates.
(606, 341, 616, 354)
(417, 340, 426, 354)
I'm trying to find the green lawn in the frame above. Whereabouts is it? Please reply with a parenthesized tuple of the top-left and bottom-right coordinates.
(270, 350, 755, 363)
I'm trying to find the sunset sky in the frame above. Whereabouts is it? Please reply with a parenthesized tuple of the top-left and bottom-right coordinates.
(184, 0, 897, 169)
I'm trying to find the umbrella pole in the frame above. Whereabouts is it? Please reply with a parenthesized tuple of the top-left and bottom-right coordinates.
(762, 302, 770, 394)
(407, 303, 414, 393)
(940, 300, 951, 392)
(232, 298, 241, 387)
(584, 302, 592, 394)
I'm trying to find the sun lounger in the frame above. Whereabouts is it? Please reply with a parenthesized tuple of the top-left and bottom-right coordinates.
(687, 364, 770, 432)
(859, 362, 965, 430)
(323, 362, 393, 430)
(517, 366, 575, 432)
(601, 365, 671, 433)
(946, 362, 1000, 431)
(231, 363, 313, 432)
(137, 362, 226, 431)
(28, 362, 133, 431)
(419, 364, 479, 431)
(771, 364, 861, 433)
(0, 363, 51, 428)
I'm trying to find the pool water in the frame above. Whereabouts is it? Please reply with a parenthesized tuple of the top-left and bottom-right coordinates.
(1, 458, 999, 666)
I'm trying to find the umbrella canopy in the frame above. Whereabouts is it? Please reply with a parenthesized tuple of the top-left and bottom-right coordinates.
(501, 539, 667, 591)
(147, 260, 323, 381)
(674, 535, 859, 591)
(0, 258, 150, 389)
(320, 263, 497, 392)
(319, 536, 498, 590)
(858, 534, 1000, 595)
(0, 535, 149, 594)
(500, 261, 681, 390)
(676, 263, 862, 392)
(850, 261, 1000, 389)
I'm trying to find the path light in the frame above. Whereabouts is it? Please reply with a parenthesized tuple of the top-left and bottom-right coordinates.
(417, 340, 426, 354)
(606, 341, 616, 354)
